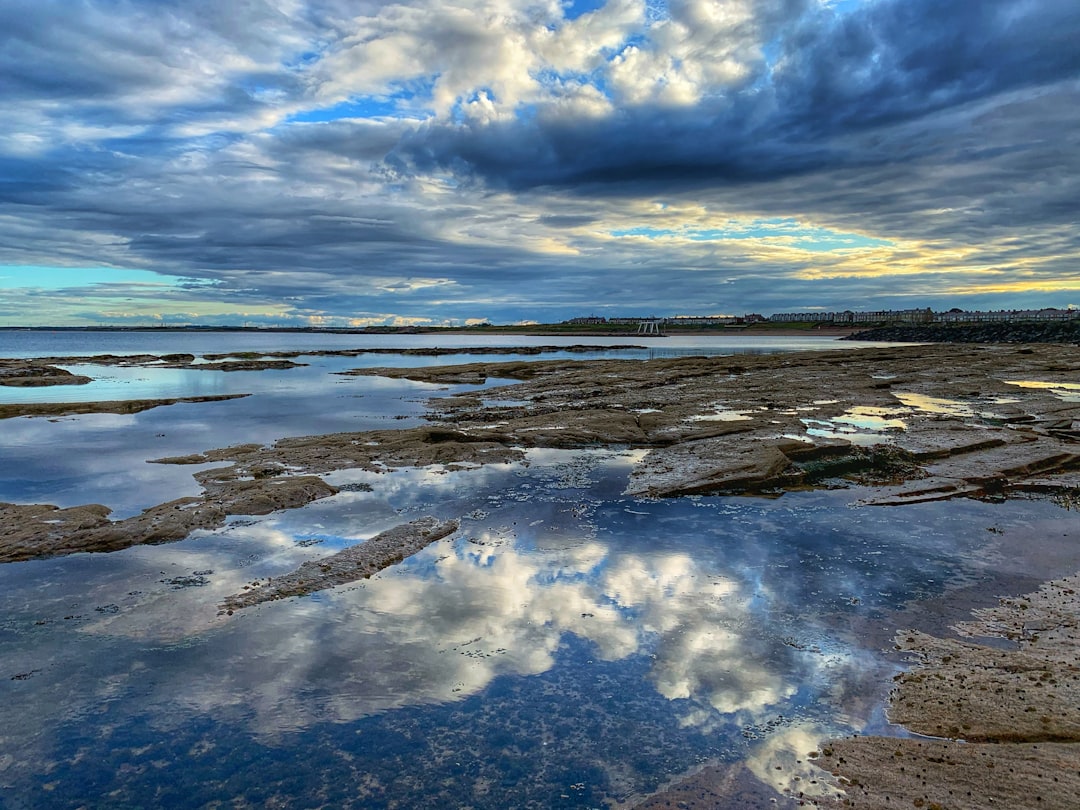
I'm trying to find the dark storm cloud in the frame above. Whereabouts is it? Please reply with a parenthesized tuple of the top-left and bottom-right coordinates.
(391, 0, 1080, 192)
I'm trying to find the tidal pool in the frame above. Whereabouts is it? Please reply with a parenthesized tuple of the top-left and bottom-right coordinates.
(1, 448, 1076, 809)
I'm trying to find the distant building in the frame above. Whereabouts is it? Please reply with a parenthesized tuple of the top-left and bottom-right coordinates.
(565, 308, 1077, 328)
(607, 316, 659, 324)
(768, 307, 1077, 324)
(667, 315, 737, 326)
(770, 309, 900, 324)
(564, 316, 607, 325)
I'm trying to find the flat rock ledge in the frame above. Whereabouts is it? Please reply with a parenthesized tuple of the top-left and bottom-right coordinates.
(0, 362, 91, 387)
(219, 517, 459, 613)
(0, 475, 337, 563)
(0, 393, 251, 420)
(809, 574, 1080, 809)
(4, 344, 1077, 563)
(382, 343, 1080, 501)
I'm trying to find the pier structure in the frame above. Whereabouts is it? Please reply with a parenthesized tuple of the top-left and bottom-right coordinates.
(636, 319, 665, 336)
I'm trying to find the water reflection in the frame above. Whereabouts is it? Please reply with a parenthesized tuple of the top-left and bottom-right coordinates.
(0, 372, 434, 516)
(2, 448, 1075, 807)
(1003, 379, 1080, 402)
(801, 405, 907, 445)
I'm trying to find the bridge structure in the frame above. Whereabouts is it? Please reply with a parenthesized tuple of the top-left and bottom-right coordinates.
(635, 319, 665, 336)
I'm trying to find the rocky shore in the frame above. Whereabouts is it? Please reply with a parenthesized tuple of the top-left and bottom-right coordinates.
(0, 473, 336, 563)
(4, 343, 1077, 562)
(0, 393, 250, 420)
(2, 340, 1078, 806)
(809, 573, 1080, 809)
(0, 345, 645, 417)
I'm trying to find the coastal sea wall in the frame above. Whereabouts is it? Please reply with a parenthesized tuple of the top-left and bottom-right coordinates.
(845, 320, 1080, 343)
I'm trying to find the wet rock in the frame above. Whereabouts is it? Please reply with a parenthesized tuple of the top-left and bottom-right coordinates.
(0, 361, 92, 387)
(341, 358, 589, 385)
(811, 573, 1080, 809)
(922, 438, 1080, 484)
(7, 342, 1079, 561)
(194, 359, 307, 371)
(891, 424, 1008, 459)
(0, 393, 251, 420)
(220, 517, 459, 611)
(0, 475, 337, 563)
(812, 738, 1079, 810)
(626, 437, 798, 497)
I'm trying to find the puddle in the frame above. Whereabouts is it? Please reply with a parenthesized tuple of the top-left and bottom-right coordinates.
(480, 398, 531, 408)
(1002, 380, 1080, 402)
(892, 392, 975, 417)
(832, 407, 907, 431)
(891, 391, 1013, 420)
(800, 406, 906, 446)
(686, 407, 755, 422)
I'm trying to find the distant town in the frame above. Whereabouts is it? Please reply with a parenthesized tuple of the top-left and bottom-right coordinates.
(2, 306, 1077, 334)
(565, 307, 1079, 327)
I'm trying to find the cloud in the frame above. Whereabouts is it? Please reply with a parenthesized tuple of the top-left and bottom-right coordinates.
(0, 0, 1078, 323)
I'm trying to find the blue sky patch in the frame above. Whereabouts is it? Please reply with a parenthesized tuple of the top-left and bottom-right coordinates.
(0, 266, 199, 290)
(611, 219, 894, 252)
(564, 0, 608, 22)
(289, 97, 404, 123)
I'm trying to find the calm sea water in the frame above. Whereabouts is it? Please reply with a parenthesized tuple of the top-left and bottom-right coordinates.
(0, 333, 1073, 809)
(0, 328, 885, 359)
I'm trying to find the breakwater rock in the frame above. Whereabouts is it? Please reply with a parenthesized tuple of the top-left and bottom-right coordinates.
(0, 393, 251, 420)
(845, 320, 1080, 344)
(0, 361, 91, 387)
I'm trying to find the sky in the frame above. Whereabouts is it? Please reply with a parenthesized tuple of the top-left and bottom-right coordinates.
(1, 0, 1078, 327)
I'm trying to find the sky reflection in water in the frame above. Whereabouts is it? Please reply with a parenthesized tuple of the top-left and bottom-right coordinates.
(1, 448, 1076, 809)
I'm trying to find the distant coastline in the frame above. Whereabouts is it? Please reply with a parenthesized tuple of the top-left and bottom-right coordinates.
(9, 319, 1080, 342)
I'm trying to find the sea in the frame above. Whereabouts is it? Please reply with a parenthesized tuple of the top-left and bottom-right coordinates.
(0, 330, 1074, 809)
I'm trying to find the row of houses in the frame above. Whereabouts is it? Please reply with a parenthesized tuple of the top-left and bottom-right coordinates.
(564, 314, 767, 326)
(769, 308, 934, 324)
(566, 308, 1078, 326)
(768, 308, 1078, 324)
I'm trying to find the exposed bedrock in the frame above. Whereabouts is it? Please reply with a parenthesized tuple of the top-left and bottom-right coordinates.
(219, 517, 460, 612)
(0, 344, 643, 392)
(3, 343, 1077, 562)
(0, 393, 251, 420)
(411, 343, 1080, 501)
(0, 475, 337, 563)
(811, 574, 1080, 809)
(0, 361, 91, 387)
